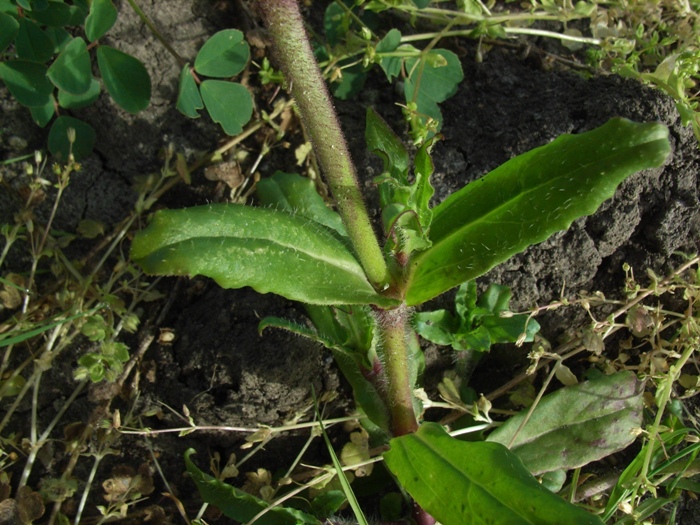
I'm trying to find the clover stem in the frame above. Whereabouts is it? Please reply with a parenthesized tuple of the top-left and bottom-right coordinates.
(258, 0, 390, 288)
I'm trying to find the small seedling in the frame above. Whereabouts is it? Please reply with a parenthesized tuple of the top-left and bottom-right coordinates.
(130, 1, 671, 523)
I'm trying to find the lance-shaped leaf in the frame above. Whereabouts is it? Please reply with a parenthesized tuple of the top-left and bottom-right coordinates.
(487, 371, 644, 475)
(185, 450, 321, 525)
(131, 204, 397, 307)
(256, 171, 347, 237)
(405, 119, 670, 305)
(384, 422, 604, 525)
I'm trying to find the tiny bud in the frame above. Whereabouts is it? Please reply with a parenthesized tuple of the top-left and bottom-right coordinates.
(34, 150, 43, 165)
(67, 127, 76, 144)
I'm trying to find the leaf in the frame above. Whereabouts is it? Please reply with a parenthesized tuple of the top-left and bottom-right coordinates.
(412, 0, 432, 7)
(47, 37, 92, 95)
(310, 491, 347, 519)
(176, 63, 203, 118)
(48, 116, 96, 161)
(487, 371, 644, 475)
(366, 107, 435, 256)
(365, 106, 409, 183)
(256, 171, 347, 237)
(45, 26, 73, 53)
(16, 17, 54, 62)
(403, 48, 463, 133)
(405, 119, 671, 305)
(0, 12, 19, 54)
(96, 45, 151, 113)
(30, 96, 55, 127)
(384, 422, 604, 525)
(185, 450, 321, 525)
(412, 309, 458, 346)
(0, 60, 54, 107)
(85, 0, 117, 41)
(330, 61, 367, 100)
(67, 2, 89, 25)
(194, 29, 250, 78)
(200, 80, 253, 136)
(58, 77, 101, 109)
(376, 28, 402, 81)
(131, 204, 397, 307)
(28, 0, 73, 26)
(415, 282, 539, 352)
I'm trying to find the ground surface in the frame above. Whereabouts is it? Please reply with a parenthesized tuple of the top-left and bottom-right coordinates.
(1, 1, 699, 524)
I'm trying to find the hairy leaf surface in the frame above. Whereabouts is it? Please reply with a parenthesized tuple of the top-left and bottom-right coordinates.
(131, 204, 396, 306)
(405, 119, 670, 305)
(256, 171, 347, 237)
(384, 422, 604, 525)
(488, 371, 643, 475)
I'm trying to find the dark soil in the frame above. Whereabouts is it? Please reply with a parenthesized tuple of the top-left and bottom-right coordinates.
(1, 1, 699, 524)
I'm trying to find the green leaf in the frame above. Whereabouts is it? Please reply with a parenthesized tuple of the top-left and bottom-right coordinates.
(185, 450, 321, 525)
(487, 371, 644, 475)
(200, 80, 253, 135)
(67, 2, 88, 25)
(47, 37, 92, 95)
(475, 283, 540, 347)
(194, 29, 249, 78)
(366, 107, 435, 257)
(412, 0, 432, 7)
(48, 116, 96, 161)
(28, 0, 72, 26)
(403, 48, 463, 133)
(176, 63, 203, 119)
(96, 45, 151, 113)
(29, 95, 55, 127)
(0, 375, 26, 397)
(384, 422, 604, 525)
(310, 491, 347, 519)
(376, 28, 402, 81)
(131, 204, 397, 307)
(0, 12, 19, 53)
(85, 0, 117, 41)
(0, 60, 54, 107)
(405, 119, 671, 305)
(256, 171, 347, 237)
(45, 26, 72, 53)
(365, 106, 409, 183)
(330, 61, 367, 100)
(58, 77, 100, 109)
(412, 309, 458, 346)
(16, 18, 54, 62)
(323, 2, 348, 47)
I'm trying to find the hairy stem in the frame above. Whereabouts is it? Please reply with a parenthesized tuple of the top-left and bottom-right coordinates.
(375, 305, 419, 436)
(258, 0, 389, 288)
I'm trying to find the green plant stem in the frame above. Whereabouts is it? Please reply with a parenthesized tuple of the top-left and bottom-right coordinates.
(375, 305, 418, 436)
(258, 0, 389, 288)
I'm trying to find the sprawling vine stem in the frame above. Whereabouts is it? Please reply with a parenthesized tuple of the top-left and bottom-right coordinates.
(257, 0, 389, 288)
